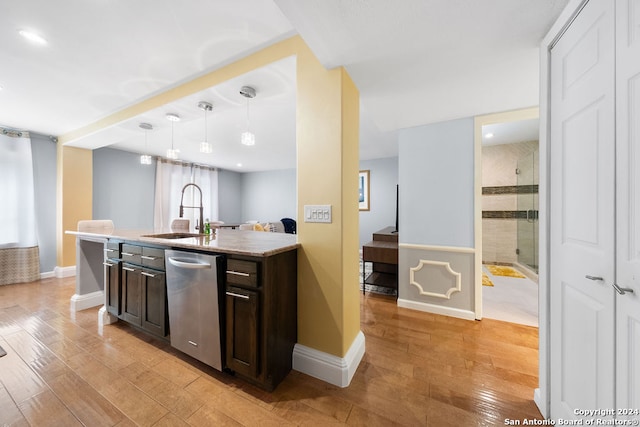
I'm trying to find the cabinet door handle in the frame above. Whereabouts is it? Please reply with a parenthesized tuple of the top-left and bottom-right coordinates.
(104, 248, 115, 253)
(227, 270, 250, 277)
(226, 291, 250, 300)
(121, 252, 135, 257)
(141, 255, 157, 260)
(103, 262, 114, 267)
(123, 266, 136, 272)
(141, 271, 156, 278)
(613, 283, 635, 295)
(585, 275, 604, 281)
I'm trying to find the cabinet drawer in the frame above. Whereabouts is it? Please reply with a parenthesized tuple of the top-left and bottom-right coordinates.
(121, 244, 142, 264)
(226, 259, 259, 287)
(105, 241, 121, 259)
(142, 247, 165, 270)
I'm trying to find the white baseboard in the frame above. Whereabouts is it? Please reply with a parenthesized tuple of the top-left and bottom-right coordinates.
(534, 388, 548, 418)
(98, 306, 119, 327)
(293, 331, 365, 387)
(397, 298, 476, 321)
(40, 271, 55, 279)
(55, 265, 76, 278)
(70, 290, 104, 312)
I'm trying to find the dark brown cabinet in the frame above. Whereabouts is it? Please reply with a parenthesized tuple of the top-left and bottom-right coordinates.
(104, 238, 297, 391)
(116, 243, 168, 338)
(224, 249, 297, 391)
(140, 268, 167, 337)
(225, 285, 259, 378)
(122, 263, 143, 325)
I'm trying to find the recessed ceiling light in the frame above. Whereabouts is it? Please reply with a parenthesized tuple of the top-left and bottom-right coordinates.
(484, 132, 494, 139)
(18, 29, 48, 45)
(236, 163, 242, 167)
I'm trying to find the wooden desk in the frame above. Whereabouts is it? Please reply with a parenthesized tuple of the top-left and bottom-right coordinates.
(362, 227, 398, 295)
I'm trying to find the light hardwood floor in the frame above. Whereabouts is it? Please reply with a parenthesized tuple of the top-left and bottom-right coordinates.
(0, 277, 542, 426)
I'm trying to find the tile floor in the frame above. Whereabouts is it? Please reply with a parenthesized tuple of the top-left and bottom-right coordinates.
(482, 266, 538, 327)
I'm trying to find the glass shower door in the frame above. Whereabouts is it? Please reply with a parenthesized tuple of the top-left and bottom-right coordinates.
(517, 149, 539, 273)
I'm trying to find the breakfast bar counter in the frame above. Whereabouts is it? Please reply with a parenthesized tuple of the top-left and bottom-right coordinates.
(66, 227, 299, 257)
(66, 227, 299, 391)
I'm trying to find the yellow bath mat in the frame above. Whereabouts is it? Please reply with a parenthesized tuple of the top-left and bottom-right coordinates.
(482, 273, 494, 287)
(485, 265, 526, 279)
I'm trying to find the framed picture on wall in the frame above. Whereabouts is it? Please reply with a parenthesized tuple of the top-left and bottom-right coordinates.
(359, 170, 370, 211)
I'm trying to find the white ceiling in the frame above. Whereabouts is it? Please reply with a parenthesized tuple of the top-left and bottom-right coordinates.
(482, 118, 539, 146)
(0, 0, 567, 172)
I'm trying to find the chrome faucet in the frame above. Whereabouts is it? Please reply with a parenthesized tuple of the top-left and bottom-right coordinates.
(179, 183, 205, 234)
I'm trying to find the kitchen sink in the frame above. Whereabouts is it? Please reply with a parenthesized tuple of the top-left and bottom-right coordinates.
(142, 232, 206, 239)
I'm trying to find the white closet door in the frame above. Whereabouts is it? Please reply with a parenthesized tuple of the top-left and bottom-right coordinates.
(550, 0, 616, 420)
(616, 0, 640, 417)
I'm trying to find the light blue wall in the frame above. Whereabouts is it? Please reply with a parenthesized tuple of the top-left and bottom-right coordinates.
(93, 148, 156, 229)
(398, 118, 475, 248)
(240, 169, 297, 222)
(218, 169, 242, 223)
(397, 117, 476, 315)
(31, 133, 57, 273)
(358, 157, 398, 247)
(92, 149, 296, 228)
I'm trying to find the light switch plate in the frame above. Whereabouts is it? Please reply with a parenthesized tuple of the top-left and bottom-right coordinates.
(304, 205, 332, 223)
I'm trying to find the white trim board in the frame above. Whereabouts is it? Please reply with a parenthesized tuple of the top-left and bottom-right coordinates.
(397, 298, 476, 321)
(55, 265, 76, 278)
(292, 331, 365, 387)
(70, 290, 104, 312)
(399, 243, 475, 254)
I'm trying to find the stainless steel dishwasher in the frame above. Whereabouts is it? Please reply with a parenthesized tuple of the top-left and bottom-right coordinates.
(165, 250, 223, 370)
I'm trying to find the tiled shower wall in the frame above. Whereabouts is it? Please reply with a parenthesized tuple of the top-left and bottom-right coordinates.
(482, 140, 538, 265)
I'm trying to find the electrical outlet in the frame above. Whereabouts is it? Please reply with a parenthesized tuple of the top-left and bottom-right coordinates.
(304, 205, 332, 223)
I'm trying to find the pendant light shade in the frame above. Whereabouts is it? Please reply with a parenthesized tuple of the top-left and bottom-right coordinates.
(240, 86, 256, 146)
(139, 122, 153, 165)
(198, 101, 213, 153)
(166, 113, 180, 159)
(241, 131, 255, 146)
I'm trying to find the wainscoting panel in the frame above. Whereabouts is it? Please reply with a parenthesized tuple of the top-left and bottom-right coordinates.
(398, 244, 476, 320)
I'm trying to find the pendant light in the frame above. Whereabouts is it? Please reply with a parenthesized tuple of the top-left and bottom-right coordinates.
(198, 101, 213, 154)
(240, 86, 256, 146)
(139, 122, 153, 165)
(166, 113, 180, 159)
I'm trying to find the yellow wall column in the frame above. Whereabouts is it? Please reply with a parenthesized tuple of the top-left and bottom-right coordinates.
(296, 46, 361, 358)
(56, 144, 92, 267)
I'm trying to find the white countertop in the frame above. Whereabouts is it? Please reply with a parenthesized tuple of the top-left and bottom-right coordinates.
(66, 228, 299, 257)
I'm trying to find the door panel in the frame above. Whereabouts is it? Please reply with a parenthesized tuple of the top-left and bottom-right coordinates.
(561, 104, 602, 246)
(122, 264, 142, 326)
(616, 0, 640, 416)
(550, 0, 615, 420)
(561, 283, 607, 410)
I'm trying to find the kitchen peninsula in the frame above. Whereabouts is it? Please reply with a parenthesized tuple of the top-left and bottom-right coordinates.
(67, 227, 299, 391)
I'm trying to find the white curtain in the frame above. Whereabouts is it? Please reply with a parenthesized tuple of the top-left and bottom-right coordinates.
(0, 130, 38, 248)
(0, 129, 40, 285)
(193, 165, 219, 223)
(153, 159, 219, 232)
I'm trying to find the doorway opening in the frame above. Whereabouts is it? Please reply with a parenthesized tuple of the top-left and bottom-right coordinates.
(478, 114, 539, 326)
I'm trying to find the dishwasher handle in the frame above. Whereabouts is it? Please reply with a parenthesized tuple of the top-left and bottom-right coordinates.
(168, 257, 211, 269)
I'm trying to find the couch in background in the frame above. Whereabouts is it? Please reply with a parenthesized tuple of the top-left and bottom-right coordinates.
(238, 218, 296, 234)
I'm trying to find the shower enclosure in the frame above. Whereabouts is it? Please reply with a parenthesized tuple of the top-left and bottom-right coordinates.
(516, 148, 539, 273)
